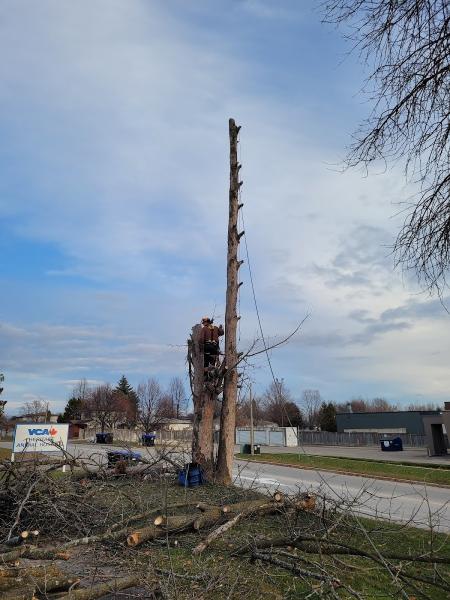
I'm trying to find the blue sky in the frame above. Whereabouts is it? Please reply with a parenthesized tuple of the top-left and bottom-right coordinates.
(1, 0, 449, 415)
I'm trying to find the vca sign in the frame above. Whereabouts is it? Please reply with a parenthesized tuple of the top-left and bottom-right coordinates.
(13, 423, 69, 454)
(28, 427, 58, 436)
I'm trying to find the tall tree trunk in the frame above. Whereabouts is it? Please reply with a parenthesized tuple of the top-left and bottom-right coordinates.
(216, 118, 241, 484)
(189, 324, 215, 479)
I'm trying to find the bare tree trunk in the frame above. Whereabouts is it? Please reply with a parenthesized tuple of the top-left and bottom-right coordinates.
(189, 324, 215, 479)
(216, 118, 242, 484)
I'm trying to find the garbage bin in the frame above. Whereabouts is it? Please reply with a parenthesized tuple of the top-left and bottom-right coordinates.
(178, 463, 204, 487)
(96, 432, 114, 444)
(241, 444, 261, 455)
(142, 433, 156, 447)
(380, 437, 403, 451)
(107, 449, 142, 468)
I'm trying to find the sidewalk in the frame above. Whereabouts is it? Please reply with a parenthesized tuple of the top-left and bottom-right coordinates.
(236, 443, 450, 465)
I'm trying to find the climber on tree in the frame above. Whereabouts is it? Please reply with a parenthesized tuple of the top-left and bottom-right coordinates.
(200, 317, 224, 376)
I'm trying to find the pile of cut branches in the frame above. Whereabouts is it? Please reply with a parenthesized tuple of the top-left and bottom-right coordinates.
(1, 451, 449, 599)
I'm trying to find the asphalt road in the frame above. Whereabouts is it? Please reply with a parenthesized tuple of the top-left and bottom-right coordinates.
(235, 458, 450, 532)
(3, 441, 449, 532)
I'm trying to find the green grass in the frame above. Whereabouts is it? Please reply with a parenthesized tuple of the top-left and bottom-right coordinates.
(237, 452, 450, 485)
(4, 471, 449, 599)
(93, 480, 450, 599)
(0, 447, 11, 459)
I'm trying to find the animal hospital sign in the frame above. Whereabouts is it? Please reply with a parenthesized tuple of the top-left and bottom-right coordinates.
(12, 423, 69, 456)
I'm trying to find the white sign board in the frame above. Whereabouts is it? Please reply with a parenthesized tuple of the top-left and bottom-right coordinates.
(13, 423, 69, 454)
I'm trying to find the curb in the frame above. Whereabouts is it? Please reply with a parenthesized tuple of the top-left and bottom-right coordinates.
(235, 457, 450, 489)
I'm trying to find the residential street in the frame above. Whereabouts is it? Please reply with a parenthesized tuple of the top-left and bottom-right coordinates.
(235, 458, 450, 533)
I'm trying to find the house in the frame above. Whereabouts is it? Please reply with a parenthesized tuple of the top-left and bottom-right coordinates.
(158, 417, 193, 431)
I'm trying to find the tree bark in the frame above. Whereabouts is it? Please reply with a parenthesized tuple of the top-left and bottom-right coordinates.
(127, 515, 196, 547)
(216, 118, 241, 484)
(55, 575, 150, 600)
(0, 546, 70, 563)
(190, 324, 216, 479)
(192, 512, 243, 555)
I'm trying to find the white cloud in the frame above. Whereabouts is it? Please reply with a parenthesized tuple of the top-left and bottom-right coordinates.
(1, 1, 449, 409)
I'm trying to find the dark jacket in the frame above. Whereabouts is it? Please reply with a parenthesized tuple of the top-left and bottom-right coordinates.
(200, 324, 224, 346)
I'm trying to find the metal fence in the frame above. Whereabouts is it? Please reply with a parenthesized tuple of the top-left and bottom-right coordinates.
(297, 430, 426, 447)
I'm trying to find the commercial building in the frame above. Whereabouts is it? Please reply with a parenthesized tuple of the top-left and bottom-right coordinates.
(336, 410, 442, 435)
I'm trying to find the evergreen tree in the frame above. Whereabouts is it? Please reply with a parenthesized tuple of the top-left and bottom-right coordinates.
(318, 402, 337, 432)
(59, 397, 83, 422)
(116, 375, 133, 395)
(115, 375, 138, 425)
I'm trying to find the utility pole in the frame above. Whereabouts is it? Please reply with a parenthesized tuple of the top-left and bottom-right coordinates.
(250, 385, 254, 456)
(216, 118, 243, 484)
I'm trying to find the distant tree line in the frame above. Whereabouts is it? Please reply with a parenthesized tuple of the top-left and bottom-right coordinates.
(236, 384, 444, 433)
(58, 375, 188, 434)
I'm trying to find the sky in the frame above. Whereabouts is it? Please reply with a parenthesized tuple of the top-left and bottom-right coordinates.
(1, 0, 449, 416)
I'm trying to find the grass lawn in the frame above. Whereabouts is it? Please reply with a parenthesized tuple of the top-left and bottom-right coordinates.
(237, 452, 450, 486)
(0, 447, 11, 459)
(2, 442, 449, 598)
(3, 473, 449, 599)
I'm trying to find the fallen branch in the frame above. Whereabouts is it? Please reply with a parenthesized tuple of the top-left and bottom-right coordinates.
(235, 534, 450, 565)
(56, 574, 153, 600)
(0, 546, 70, 563)
(252, 551, 340, 585)
(193, 512, 243, 556)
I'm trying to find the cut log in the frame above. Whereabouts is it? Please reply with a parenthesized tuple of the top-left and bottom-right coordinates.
(0, 566, 19, 578)
(127, 515, 195, 547)
(293, 493, 316, 511)
(193, 513, 243, 555)
(195, 502, 219, 512)
(222, 498, 282, 516)
(0, 586, 35, 600)
(193, 509, 223, 531)
(59, 525, 131, 549)
(273, 491, 284, 503)
(0, 565, 65, 591)
(1, 576, 80, 594)
(56, 574, 151, 600)
(0, 546, 70, 563)
(193, 502, 282, 555)
(153, 515, 196, 530)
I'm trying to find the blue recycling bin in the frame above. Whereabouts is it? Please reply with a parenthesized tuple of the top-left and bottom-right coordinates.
(107, 449, 142, 468)
(96, 432, 113, 444)
(380, 437, 403, 451)
(178, 463, 205, 487)
(142, 433, 156, 447)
